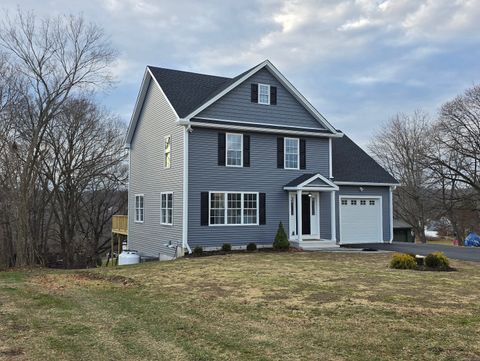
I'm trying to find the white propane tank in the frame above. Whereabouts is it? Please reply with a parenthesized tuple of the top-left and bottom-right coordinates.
(118, 250, 140, 266)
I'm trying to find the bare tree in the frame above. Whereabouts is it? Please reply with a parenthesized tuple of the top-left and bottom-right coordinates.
(0, 10, 116, 265)
(369, 111, 433, 243)
(429, 85, 480, 193)
(42, 97, 125, 268)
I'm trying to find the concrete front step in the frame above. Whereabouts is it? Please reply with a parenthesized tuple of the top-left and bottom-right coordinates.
(291, 240, 340, 250)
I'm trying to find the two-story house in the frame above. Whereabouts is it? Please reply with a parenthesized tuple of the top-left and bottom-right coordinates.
(125, 60, 398, 259)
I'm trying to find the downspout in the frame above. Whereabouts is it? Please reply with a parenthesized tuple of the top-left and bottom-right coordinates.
(182, 124, 192, 254)
(126, 144, 131, 249)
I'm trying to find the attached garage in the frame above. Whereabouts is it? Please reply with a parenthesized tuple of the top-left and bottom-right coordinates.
(339, 196, 383, 244)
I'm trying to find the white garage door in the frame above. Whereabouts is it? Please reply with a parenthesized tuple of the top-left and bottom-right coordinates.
(339, 197, 382, 244)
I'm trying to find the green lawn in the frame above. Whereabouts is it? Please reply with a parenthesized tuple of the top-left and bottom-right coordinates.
(1, 252, 480, 361)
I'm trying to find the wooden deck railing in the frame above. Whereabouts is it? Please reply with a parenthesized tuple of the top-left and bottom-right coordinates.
(112, 215, 128, 235)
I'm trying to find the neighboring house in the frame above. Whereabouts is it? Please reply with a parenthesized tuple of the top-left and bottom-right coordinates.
(125, 60, 398, 258)
(393, 219, 415, 243)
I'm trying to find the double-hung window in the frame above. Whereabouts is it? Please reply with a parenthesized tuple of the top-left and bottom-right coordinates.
(135, 194, 144, 223)
(161, 192, 173, 225)
(164, 135, 171, 169)
(226, 133, 242, 167)
(209, 192, 258, 225)
(284, 137, 299, 169)
(258, 83, 270, 105)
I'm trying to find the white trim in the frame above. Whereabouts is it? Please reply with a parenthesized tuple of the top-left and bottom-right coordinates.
(225, 132, 243, 167)
(125, 68, 181, 147)
(330, 191, 336, 242)
(160, 192, 174, 226)
(127, 149, 131, 244)
(389, 186, 394, 243)
(284, 137, 300, 170)
(284, 186, 337, 192)
(296, 190, 302, 242)
(190, 121, 343, 138)
(297, 174, 338, 190)
(283, 173, 339, 191)
(338, 195, 383, 244)
(193, 116, 342, 134)
(147, 67, 179, 119)
(183, 60, 340, 134)
(182, 126, 191, 253)
(164, 134, 171, 169)
(208, 191, 259, 226)
(328, 138, 332, 178)
(134, 194, 145, 223)
(258, 83, 270, 105)
(125, 69, 150, 147)
(334, 181, 400, 187)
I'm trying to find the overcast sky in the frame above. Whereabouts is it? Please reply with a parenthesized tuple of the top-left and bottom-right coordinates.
(3, 0, 479, 146)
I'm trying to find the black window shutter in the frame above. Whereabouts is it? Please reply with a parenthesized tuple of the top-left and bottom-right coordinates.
(259, 193, 266, 225)
(243, 134, 250, 167)
(277, 137, 284, 168)
(201, 192, 209, 226)
(218, 132, 226, 166)
(251, 84, 258, 103)
(270, 86, 277, 105)
(300, 139, 306, 169)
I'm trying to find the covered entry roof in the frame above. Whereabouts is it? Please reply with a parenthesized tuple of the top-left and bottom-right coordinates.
(284, 173, 338, 191)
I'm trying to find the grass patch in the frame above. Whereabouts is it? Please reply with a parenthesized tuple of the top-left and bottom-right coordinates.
(1, 252, 480, 360)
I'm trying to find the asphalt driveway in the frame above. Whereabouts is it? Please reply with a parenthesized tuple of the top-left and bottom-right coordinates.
(342, 242, 480, 262)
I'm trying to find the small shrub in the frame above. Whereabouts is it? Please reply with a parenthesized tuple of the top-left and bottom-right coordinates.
(390, 253, 417, 270)
(425, 252, 450, 270)
(273, 222, 289, 250)
(221, 243, 232, 252)
(246, 242, 257, 252)
(193, 246, 203, 256)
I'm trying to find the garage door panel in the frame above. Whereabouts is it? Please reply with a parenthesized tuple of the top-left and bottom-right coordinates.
(340, 197, 382, 244)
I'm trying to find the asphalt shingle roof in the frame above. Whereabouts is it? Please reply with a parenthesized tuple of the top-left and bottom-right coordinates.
(284, 174, 317, 187)
(147, 66, 233, 118)
(332, 135, 398, 184)
(147, 65, 397, 185)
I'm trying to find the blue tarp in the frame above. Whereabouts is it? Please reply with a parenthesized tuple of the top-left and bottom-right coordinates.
(464, 232, 480, 247)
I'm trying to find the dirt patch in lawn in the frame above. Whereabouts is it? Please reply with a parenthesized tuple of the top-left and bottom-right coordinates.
(30, 272, 135, 291)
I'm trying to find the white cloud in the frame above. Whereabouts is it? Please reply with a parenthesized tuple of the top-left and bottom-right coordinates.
(1, 0, 478, 144)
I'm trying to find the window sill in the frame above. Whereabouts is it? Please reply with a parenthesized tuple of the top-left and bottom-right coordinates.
(134, 221, 144, 224)
(208, 223, 260, 227)
(160, 223, 173, 227)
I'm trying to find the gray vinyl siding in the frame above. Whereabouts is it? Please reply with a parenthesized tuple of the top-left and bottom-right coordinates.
(335, 186, 391, 242)
(188, 127, 331, 248)
(319, 193, 332, 239)
(197, 68, 325, 130)
(128, 78, 184, 258)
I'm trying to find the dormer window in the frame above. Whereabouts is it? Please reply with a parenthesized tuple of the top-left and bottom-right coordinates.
(258, 83, 270, 105)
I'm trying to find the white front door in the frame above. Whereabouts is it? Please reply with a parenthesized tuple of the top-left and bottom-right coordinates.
(288, 192, 320, 240)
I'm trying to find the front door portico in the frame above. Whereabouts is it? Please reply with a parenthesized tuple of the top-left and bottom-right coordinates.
(284, 173, 339, 244)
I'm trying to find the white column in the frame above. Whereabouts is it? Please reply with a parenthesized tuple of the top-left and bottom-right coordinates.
(297, 190, 302, 243)
(330, 191, 336, 242)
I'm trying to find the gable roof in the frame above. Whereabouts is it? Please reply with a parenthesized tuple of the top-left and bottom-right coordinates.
(150, 60, 339, 132)
(284, 173, 338, 190)
(332, 135, 398, 184)
(126, 61, 343, 146)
